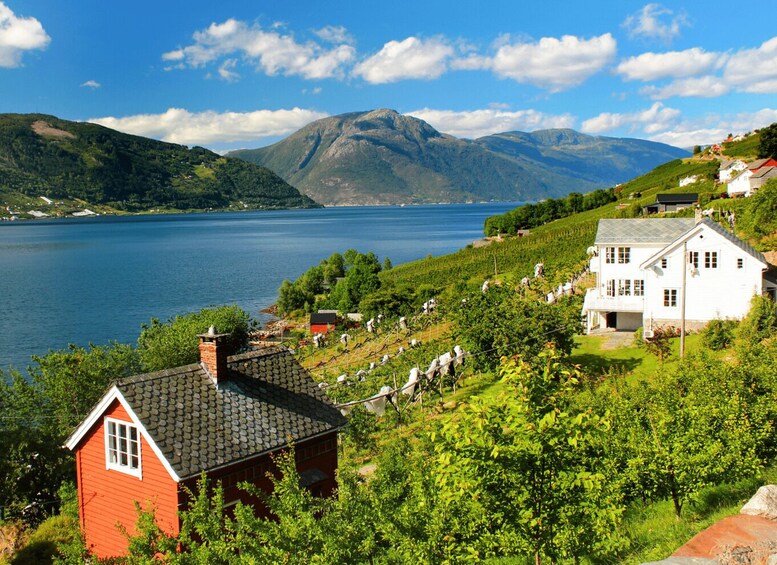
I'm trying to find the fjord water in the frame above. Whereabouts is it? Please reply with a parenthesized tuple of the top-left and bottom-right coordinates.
(0, 203, 519, 370)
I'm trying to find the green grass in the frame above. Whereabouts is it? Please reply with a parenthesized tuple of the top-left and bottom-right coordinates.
(722, 132, 761, 159)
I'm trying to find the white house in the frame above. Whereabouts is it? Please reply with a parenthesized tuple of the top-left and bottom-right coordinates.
(679, 175, 699, 187)
(582, 217, 773, 335)
(719, 159, 747, 183)
(727, 159, 777, 197)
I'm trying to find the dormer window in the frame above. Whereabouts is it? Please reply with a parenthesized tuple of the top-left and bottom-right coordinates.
(105, 418, 141, 477)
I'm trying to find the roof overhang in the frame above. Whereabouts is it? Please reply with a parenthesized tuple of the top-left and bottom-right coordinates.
(64, 385, 181, 483)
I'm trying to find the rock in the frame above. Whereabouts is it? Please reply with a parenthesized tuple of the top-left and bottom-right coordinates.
(742, 485, 777, 520)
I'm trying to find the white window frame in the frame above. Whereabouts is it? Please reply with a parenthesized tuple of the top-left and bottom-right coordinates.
(688, 251, 699, 268)
(663, 289, 678, 308)
(737, 257, 744, 269)
(618, 279, 631, 296)
(606, 279, 616, 297)
(634, 279, 645, 297)
(704, 251, 718, 269)
(605, 247, 616, 264)
(105, 417, 142, 478)
(618, 247, 631, 264)
(661, 258, 668, 269)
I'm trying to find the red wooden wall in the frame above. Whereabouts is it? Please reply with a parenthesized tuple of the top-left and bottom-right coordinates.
(75, 400, 179, 559)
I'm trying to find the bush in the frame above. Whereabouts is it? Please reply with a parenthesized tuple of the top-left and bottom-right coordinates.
(701, 319, 737, 350)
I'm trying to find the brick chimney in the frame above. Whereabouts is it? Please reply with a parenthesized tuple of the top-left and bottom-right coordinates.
(198, 325, 230, 384)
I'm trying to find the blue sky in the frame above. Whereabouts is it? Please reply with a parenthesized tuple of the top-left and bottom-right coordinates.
(2, 0, 777, 152)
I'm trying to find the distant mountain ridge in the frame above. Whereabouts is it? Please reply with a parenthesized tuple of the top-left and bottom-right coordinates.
(0, 113, 318, 213)
(229, 109, 689, 206)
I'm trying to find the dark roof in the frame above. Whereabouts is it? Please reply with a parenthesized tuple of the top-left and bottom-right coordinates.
(116, 347, 346, 479)
(655, 193, 698, 204)
(596, 218, 696, 245)
(310, 312, 337, 325)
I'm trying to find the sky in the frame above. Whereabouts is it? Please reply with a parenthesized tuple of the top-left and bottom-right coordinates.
(2, 0, 777, 152)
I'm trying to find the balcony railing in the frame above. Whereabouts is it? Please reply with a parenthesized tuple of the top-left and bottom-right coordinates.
(582, 288, 644, 313)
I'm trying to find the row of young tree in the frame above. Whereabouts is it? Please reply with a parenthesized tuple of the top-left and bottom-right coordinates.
(89, 292, 777, 564)
(483, 188, 617, 236)
(0, 305, 253, 520)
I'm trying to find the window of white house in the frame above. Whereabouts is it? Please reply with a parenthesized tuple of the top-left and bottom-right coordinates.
(105, 418, 141, 477)
(688, 251, 699, 268)
(618, 279, 631, 296)
(737, 258, 744, 269)
(663, 289, 678, 307)
(704, 251, 718, 268)
(605, 247, 616, 264)
(661, 258, 668, 269)
(634, 280, 645, 296)
(618, 247, 631, 264)
(606, 280, 615, 297)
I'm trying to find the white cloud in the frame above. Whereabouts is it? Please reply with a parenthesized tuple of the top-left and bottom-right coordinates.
(314, 25, 353, 45)
(0, 2, 50, 68)
(406, 108, 575, 139)
(724, 37, 777, 94)
(616, 47, 723, 81)
(80, 80, 101, 89)
(162, 18, 355, 80)
(581, 102, 680, 135)
(623, 4, 688, 44)
(641, 76, 730, 99)
(490, 34, 616, 92)
(353, 37, 453, 84)
(582, 106, 777, 148)
(647, 109, 777, 147)
(218, 59, 239, 81)
(88, 107, 329, 146)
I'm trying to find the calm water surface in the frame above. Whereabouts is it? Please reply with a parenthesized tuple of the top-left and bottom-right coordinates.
(0, 203, 519, 370)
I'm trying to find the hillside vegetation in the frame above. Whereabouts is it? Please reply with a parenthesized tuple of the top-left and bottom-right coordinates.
(0, 113, 319, 218)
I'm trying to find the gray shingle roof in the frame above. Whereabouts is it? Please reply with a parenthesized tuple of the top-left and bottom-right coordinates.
(116, 347, 346, 479)
(595, 218, 696, 245)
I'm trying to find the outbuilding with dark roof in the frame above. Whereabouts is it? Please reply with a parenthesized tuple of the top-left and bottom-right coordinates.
(65, 330, 346, 560)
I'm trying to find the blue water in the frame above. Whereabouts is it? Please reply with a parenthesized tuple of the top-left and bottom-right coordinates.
(0, 203, 519, 370)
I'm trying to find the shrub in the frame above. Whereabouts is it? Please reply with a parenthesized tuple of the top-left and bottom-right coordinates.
(701, 319, 737, 350)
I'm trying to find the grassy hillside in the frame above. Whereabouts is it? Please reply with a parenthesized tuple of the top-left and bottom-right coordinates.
(722, 131, 761, 159)
(382, 157, 721, 293)
(0, 113, 319, 218)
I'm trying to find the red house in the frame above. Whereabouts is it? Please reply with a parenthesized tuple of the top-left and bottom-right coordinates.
(309, 312, 338, 335)
(65, 328, 346, 559)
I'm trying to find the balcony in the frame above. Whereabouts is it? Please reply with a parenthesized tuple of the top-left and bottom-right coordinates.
(582, 288, 644, 313)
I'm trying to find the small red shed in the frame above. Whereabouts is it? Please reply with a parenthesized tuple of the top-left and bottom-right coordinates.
(65, 329, 346, 560)
(309, 312, 338, 335)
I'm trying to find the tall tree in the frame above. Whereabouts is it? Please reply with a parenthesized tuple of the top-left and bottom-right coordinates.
(433, 349, 623, 563)
(758, 122, 777, 159)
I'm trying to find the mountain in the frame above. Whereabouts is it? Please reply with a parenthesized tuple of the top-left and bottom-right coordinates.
(0, 113, 319, 213)
(229, 109, 689, 206)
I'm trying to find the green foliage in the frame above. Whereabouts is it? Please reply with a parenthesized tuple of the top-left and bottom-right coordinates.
(642, 326, 676, 362)
(451, 285, 579, 371)
(701, 319, 737, 350)
(758, 122, 777, 159)
(736, 294, 777, 347)
(9, 514, 81, 565)
(0, 343, 140, 517)
(433, 349, 623, 562)
(0, 114, 319, 213)
(612, 353, 762, 518)
(484, 189, 616, 235)
(736, 178, 777, 240)
(137, 305, 253, 371)
(358, 284, 417, 319)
